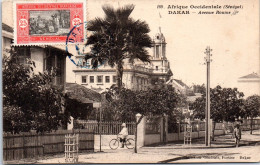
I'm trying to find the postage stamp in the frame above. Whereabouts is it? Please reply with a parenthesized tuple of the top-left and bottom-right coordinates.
(13, 0, 86, 45)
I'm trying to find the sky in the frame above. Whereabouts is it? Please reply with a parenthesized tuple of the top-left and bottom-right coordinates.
(78, 0, 259, 88)
(2, 0, 259, 88)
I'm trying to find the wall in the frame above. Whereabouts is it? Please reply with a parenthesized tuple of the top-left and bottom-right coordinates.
(237, 80, 260, 98)
(144, 134, 161, 146)
(30, 47, 45, 73)
(167, 130, 225, 143)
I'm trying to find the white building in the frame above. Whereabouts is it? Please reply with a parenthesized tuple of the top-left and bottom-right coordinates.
(2, 23, 67, 87)
(237, 72, 260, 98)
(166, 78, 190, 95)
(73, 28, 172, 92)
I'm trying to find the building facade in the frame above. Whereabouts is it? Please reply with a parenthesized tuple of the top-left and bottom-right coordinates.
(166, 78, 190, 95)
(2, 23, 67, 87)
(73, 28, 172, 92)
(237, 72, 260, 98)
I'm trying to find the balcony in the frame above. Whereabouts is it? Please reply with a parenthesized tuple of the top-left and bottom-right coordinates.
(131, 65, 169, 74)
(131, 65, 153, 73)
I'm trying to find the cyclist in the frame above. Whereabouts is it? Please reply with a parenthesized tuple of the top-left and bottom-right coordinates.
(118, 123, 128, 148)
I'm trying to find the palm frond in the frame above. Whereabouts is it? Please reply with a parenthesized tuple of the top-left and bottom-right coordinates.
(87, 18, 106, 32)
(102, 5, 116, 22)
(116, 4, 135, 21)
(85, 4, 152, 78)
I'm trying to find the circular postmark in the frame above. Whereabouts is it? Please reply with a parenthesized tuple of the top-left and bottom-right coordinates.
(65, 22, 105, 69)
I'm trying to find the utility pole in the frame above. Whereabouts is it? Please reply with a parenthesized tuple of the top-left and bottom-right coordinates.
(204, 46, 212, 147)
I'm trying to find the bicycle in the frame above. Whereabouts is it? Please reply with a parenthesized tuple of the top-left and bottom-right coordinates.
(109, 135, 135, 150)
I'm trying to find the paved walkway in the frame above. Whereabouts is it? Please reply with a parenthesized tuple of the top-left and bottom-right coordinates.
(5, 130, 260, 164)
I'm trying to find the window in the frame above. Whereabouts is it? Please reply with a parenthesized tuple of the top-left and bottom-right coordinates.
(105, 76, 110, 83)
(14, 47, 31, 66)
(82, 76, 87, 84)
(131, 76, 134, 83)
(156, 45, 160, 58)
(90, 76, 94, 83)
(97, 75, 103, 83)
(156, 66, 158, 70)
(113, 76, 117, 83)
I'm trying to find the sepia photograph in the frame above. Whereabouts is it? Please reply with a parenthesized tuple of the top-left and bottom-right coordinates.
(1, 0, 260, 164)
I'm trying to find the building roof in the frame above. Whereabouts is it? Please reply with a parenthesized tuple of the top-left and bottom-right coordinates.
(2, 23, 13, 33)
(239, 72, 260, 79)
(167, 78, 189, 88)
(65, 83, 101, 103)
(173, 79, 189, 88)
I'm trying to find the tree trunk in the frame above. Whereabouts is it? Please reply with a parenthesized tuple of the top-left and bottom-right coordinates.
(250, 117, 253, 134)
(116, 62, 123, 89)
(211, 121, 216, 141)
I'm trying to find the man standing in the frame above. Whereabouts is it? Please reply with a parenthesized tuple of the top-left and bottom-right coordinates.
(118, 123, 128, 148)
(233, 124, 242, 147)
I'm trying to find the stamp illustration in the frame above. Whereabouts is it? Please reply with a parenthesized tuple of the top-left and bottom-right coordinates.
(29, 10, 70, 36)
(14, 1, 86, 45)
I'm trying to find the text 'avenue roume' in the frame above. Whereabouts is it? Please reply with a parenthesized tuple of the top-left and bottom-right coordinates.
(157, 5, 243, 15)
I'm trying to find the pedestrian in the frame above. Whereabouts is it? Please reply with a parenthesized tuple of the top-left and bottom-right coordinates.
(233, 124, 241, 147)
(118, 123, 128, 148)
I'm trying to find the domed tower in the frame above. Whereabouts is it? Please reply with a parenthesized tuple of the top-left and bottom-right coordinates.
(153, 27, 166, 60)
(150, 27, 172, 82)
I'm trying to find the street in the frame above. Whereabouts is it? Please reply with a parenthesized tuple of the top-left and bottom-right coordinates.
(32, 130, 260, 163)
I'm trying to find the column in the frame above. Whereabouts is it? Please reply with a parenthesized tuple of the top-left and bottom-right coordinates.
(136, 114, 146, 147)
(67, 116, 74, 130)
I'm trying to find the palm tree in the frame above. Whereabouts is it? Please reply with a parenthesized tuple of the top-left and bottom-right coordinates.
(85, 4, 152, 89)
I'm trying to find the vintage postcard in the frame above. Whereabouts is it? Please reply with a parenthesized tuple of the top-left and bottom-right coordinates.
(2, 0, 260, 164)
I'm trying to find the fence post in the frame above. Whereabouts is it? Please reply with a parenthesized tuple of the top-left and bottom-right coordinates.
(23, 133, 26, 159)
(178, 122, 180, 141)
(67, 116, 74, 130)
(197, 120, 200, 138)
(136, 114, 146, 147)
(160, 117, 163, 143)
(165, 115, 168, 143)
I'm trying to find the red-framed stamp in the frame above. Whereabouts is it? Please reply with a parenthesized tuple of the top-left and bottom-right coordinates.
(14, 0, 86, 45)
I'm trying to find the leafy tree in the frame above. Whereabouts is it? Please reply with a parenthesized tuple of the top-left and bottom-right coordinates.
(190, 85, 244, 140)
(85, 4, 152, 89)
(3, 48, 66, 134)
(244, 95, 260, 134)
(192, 84, 206, 94)
(104, 86, 181, 153)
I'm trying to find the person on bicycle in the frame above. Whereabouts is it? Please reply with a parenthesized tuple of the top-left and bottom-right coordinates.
(118, 123, 128, 148)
